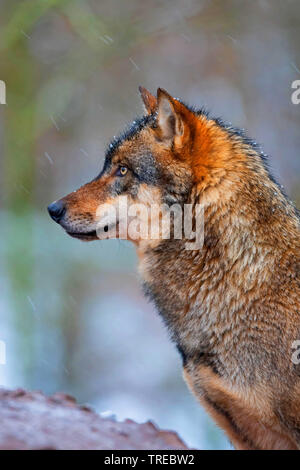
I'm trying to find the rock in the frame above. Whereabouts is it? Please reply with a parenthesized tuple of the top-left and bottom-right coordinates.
(0, 388, 189, 450)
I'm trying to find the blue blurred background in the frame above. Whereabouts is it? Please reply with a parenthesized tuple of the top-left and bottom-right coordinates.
(0, 0, 300, 450)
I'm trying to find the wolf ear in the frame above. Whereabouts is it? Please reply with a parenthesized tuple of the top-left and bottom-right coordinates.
(156, 88, 184, 144)
(139, 86, 157, 114)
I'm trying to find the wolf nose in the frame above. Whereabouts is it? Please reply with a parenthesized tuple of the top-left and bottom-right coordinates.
(47, 200, 66, 223)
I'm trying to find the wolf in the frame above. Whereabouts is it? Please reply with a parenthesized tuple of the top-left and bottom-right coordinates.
(48, 87, 300, 449)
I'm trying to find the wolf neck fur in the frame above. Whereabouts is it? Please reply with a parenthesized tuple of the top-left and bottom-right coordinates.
(137, 154, 299, 379)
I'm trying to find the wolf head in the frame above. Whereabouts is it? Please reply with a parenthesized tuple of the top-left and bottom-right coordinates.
(48, 87, 245, 244)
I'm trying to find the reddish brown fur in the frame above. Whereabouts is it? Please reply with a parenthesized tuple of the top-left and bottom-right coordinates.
(49, 88, 300, 449)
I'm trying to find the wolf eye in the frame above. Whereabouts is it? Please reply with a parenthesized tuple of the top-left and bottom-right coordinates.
(116, 166, 128, 177)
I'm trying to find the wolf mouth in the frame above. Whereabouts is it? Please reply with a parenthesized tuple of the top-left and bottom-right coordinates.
(66, 224, 117, 240)
(66, 229, 98, 240)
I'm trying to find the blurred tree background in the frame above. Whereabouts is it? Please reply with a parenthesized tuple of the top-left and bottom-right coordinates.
(0, 0, 299, 450)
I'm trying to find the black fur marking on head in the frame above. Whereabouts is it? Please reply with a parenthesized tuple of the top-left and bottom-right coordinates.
(101, 114, 156, 174)
(99, 97, 207, 176)
(133, 153, 159, 185)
